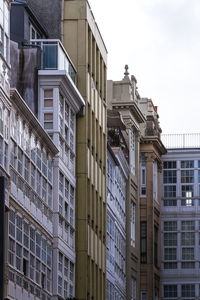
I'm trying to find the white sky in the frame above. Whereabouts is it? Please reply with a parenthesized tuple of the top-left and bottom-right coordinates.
(90, 0, 200, 134)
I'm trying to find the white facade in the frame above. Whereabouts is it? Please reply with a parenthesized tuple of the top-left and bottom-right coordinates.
(0, 0, 10, 95)
(106, 147, 129, 300)
(162, 147, 200, 300)
(36, 40, 84, 300)
(7, 89, 58, 300)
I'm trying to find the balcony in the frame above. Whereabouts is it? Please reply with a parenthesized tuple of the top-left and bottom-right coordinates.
(31, 39, 77, 85)
(162, 133, 200, 149)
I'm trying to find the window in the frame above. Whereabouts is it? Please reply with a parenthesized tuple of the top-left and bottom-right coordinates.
(164, 285, 177, 298)
(164, 262, 177, 269)
(131, 202, 135, 246)
(58, 276, 62, 295)
(164, 199, 177, 206)
(59, 196, 63, 215)
(131, 277, 136, 300)
(164, 233, 177, 246)
(18, 148, 23, 175)
(43, 43, 58, 69)
(181, 170, 194, 183)
(64, 257, 69, 277)
(181, 160, 194, 168)
(164, 248, 176, 260)
(163, 170, 176, 184)
(8, 238, 15, 266)
(16, 243, 22, 271)
(16, 215, 22, 243)
(140, 222, 147, 263)
(130, 128, 135, 175)
(164, 185, 176, 198)
(9, 209, 15, 238)
(69, 262, 74, 282)
(64, 280, 68, 298)
(30, 255, 34, 280)
(154, 226, 158, 268)
(44, 89, 53, 108)
(58, 252, 63, 272)
(163, 161, 176, 169)
(164, 221, 177, 231)
(24, 156, 29, 182)
(181, 284, 195, 298)
(70, 208, 73, 226)
(59, 172, 64, 193)
(153, 161, 158, 201)
(181, 221, 195, 231)
(140, 153, 146, 196)
(182, 248, 194, 260)
(10, 140, 17, 167)
(181, 232, 195, 246)
(23, 221, 29, 248)
(181, 262, 195, 269)
(44, 113, 53, 130)
(141, 292, 147, 300)
(30, 227, 35, 253)
(181, 185, 193, 198)
(70, 185, 74, 205)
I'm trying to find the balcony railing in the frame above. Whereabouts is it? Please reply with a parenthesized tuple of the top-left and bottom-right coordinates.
(31, 39, 77, 85)
(162, 133, 200, 149)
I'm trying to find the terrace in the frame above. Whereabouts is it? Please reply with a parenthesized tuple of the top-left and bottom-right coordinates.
(31, 39, 77, 85)
(162, 133, 200, 149)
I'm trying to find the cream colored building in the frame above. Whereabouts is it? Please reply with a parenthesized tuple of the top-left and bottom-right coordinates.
(62, 2, 108, 299)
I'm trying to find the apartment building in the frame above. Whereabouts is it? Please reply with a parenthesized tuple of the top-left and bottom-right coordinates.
(139, 98, 166, 300)
(26, 1, 108, 298)
(161, 134, 200, 300)
(106, 110, 129, 300)
(6, 89, 58, 300)
(8, 1, 85, 299)
(107, 66, 145, 300)
(0, 1, 12, 299)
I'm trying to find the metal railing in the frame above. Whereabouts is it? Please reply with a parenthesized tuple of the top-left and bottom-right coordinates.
(161, 133, 200, 149)
(31, 39, 77, 85)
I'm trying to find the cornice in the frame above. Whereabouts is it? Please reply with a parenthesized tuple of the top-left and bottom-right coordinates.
(140, 136, 167, 156)
(10, 89, 59, 156)
(112, 100, 146, 124)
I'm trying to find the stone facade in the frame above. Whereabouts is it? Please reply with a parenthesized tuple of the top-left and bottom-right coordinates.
(139, 98, 166, 300)
(107, 66, 146, 300)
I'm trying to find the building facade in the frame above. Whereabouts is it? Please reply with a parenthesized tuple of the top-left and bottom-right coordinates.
(139, 98, 166, 300)
(106, 110, 129, 300)
(107, 66, 145, 300)
(161, 134, 200, 300)
(6, 89, 58, 300)
(26, 1, 108, 299)
(0, 1, 12, 298)
(8, 1, 85, 300)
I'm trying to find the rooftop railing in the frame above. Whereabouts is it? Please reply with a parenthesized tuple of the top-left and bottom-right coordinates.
(31, 39, 77, 85)
(162, 133, 200, 149)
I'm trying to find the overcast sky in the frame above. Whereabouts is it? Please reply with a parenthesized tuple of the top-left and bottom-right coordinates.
(90, 0, 200, 134)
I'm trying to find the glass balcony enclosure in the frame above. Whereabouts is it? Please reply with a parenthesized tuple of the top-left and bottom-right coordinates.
(31, 39, 77, 85)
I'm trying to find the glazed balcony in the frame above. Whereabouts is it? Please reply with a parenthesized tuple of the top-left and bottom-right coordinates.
(31, 39, 77, 85)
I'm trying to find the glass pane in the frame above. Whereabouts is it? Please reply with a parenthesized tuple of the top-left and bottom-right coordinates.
(43, 44, 57, 69)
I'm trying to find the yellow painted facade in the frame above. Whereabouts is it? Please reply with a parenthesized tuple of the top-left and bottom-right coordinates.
(63, 1, 107, 299)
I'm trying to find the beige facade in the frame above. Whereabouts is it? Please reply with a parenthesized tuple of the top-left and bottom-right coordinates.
(62, 1, 108, 299)
(139, 98, 166, 300)
(107, 67, 145, 300)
